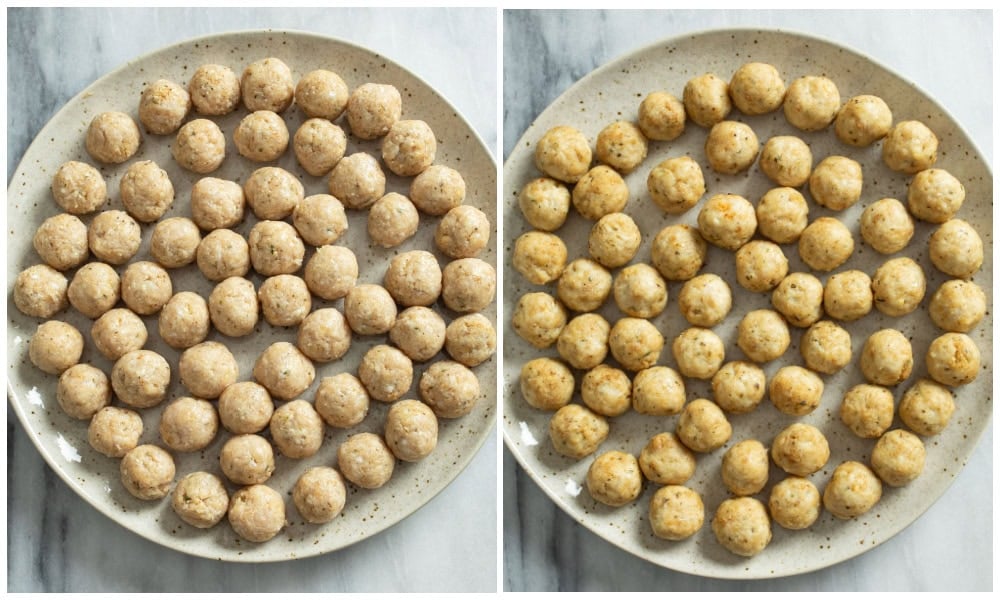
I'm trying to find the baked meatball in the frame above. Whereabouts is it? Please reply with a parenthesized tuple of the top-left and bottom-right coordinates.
(188, 64, 241, 116)
(677, 273, 731, 327)
(138, 79, 190, 135)
(419, 360, 481, 418)
(120, 445, 175, 500)
(712, 497, 772, 557)
(244, 166, 305, 221)
(444, 313, 496, 367)
(704, 121, 759, 175)
(512, 230, 567, 285)
(389, 306, 449, 361)
(735, 240, 788, 293)
(548, 404, 609, 459)
(220, 434, 275, 485)
(572, 165, 629, 221)
(632, 366, 685, 416)
(159, 291, 210, 349)
(672, 327, 725, 379)
(208, 276, 259, 337)
(926, 332, 980, 387)
(860, 328, 913, 386)
(437, 205, 491, 259)
(729, 62, 785, 115)
(823, 461, 882, 519)
(557, 258, 612, 313)
(534, 125, 592, 183)
(683, 73, 732, 128)
(292, 467, 347, 524)
(639, 432, 696, 484)
(608, 318, 663, 372)
(771, 272, 824, 328)
(840, 383, 894, 439)
(368, 192, 419, 248)
(241, 57, 294, 113)
(315, 373, 369, 428)
(410, 164, 466, 216)
(899, 378, 955, 436)
(14, 264, 68, 318)
(769, 365, 824, 416)
(929, 219, 984, 279)
(860, 197, 914, 254)
(586, 450, 643, 507)
(580, 364, 632, 417)
(57, 363, 110, 420)
(88, 210, 141, 265)
(756, 186, 809, 244)
(28, 320, 82, 375)
(613, 264, 667, 319)
(338, 433, 396, 489)
(697, 193, 757, 250)
(771, 423, 829, 476)
(651, 224, 707, 281)
(218, 381, 274, 434)
(759, 135, 812, 187)
(344, 284, 397, 335)
(328, 152, 386, 211)
(647, 156, 705, 215)
(871, 429, 925, 487)
(768, 477, 821, 530)
(384, 399, 439, 462)
(711, 361, 766, 414)
(358, 344, 413, 403)
(234, 110, 289, 162)
(557, 313, 610, 370)
(798, 217, 854, 272)
(929, 279, 987, 333)
(88, 406, 143, 458)
(178, 341, 238, 399)
(511, 292, 567, 349)
(227, 484, 285, 543)
(595, 120, 647, 174)
(721, 439, 769, 496)
(150, 217, 201, 268)
(823, 269, 873, 322)
(253, 341, 316, 401)
(442, 258, 496, 313)
(638, 91, 686, 141)
(67, 262, 119, 319)
(588, 212, 641, 268)
(882, 120, 938, 174)
(800, 320, 852, 374)
(809, 155, 863, 211)
(518, 177, 571, 231)
(197, 228, 251, 282)
(159, 397, 219, 452)
(676, 398, 731, 453)
(908, 168, 965, 224)
(91, 308, 147, 361)
(33, 213, 89, 271)
(51, 160, 107, 214)
(382, 119, 436, 176)
(247, 220, 303, 277)
(172, 119, 225, 174)
(521, 355, 575, 412)
(783, 75, 840, 131)
(86, 111, 141, 164)
(258, 274, 312, 327)
(650, 485, 704, 541)
(111, 349, 170, 408)
(346, 83, 402, 139)
(304, 245, 357, 300)
(297, 307, 351, 363)
(270, 399, 325, 459)
(294, 118, 347, 176)
(295, 69, 349, 120)
(737, 309, 790, 363)
(872, 257, 925, 317)
(172, 472, 229, 529)
(834, 94, 892, 146)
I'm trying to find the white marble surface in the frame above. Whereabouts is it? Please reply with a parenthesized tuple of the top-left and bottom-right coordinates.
(6, 7, 497, 592)
(502, 9, 992, 591)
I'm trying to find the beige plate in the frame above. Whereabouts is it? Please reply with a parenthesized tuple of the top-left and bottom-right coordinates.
(7, 29, 496, 562)
(502, 28, 991, 579)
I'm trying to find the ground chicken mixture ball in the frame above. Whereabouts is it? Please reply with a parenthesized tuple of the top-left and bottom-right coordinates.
(120, 444, 175, 501)
(518, 177, 571, 231)
(88, 406, 143, 458)
(647, 156, 705, 215)
(382, 119, 436, 176)
(291, 193, 347, 247)
(159, 291, 210, 349)
(241, 57, 294, 113)
(595, 120, 647, 174)
(305, 245, 357, 300)
(245, 166, 305, 220)
(638, 91, 685, 141)
(188, 64, 241, 116)
(721, 439, 769, 496)
(697, 193, 757, 250)
(112, 349, 170, 408)
(91, 308, 147, 361)
(294, 118, 347, 176)
(704, 121, 759, 175)
(178, 341, 238, 399)
(295, 69, 349, 120)
(632, 366, 685, 416)
(218, 381, 274, 434)
(737, 309, 790, 364)
(823, 269, 873, 322)
(580, 364, 632, 417)
(809, 155, 863, 211)
(882, 120, 938, 174)
(512, 231, 567, 285)
(138, 78, 190, 135)
(588, 212, 641, 268)
(221, 434, 275, 485)
(315, 373, 369, 428)
(534, 125, 592, 183)
(442, 258, 496, 313)
(677, 273, 732, 327)
(292, 467, 346, 524)
(800, 320, 852, 374)
(444, 313, 496, 367)
(384, 399, 439, 462)
(328, 152, 386, 211)
(548, 404, 609, 459)
(66, 262, 119, 319)
(14, 264, 68, 318)
(926, 332, 981, 387)
(247, 220, 304, 277)
(189, 177, 245, 232)
(86, 111, 141, 164)
(172, 471, 229, 529)
(929, 279, 987, 333)
(783, 75, 840, 132)
(759, 135, 812, 187)
(840, 383, 894, 439)
(234, 110, 289, 162)
(907, 168, 965, 224)
(649, 485, 704, 541)
(711, 361, 766, 414)
(735, 240, 788, 293)
(358, 344, 413, 403)
(270, 399, 325, 459)
(338, 433, 396, 489)
(208, 276, 259, 337)
(557, 313, 611, 370)
(872, 257, 926, 317)
(437, 205, 490, 259)
(860, 328, 913, 386)
(823, 461, 882, 519)
(28, 320, 83, 375)
(51, 160, 107, 215)
(899, 378, 955, 436)
(346, 83, 402, 140)
(388, 306, 446, 362)
(860, 197, 915, 254)
(297, 307, 351, 363)
(344, 284, 397, 335)
(771, 423, 829, 476)
(368, 192, 419, 248)
(712, 497, 772, 557)
(159, 396, 219, 452)
(258, 274, 312, 327)
(520, 357, 574, 412)
(88, 210, 141, 265)
(834, 94, 892, 146)
(572, 165, 629, 221)
(172, 119, 225, 174)
(150, 217, 201, 268)
(929, 218, 984, 279)
(410, 164, 466, 216)
(33, 213, 88, 271)
(651, 224, 707, 281)
(683, 72, 732, 128)
(557, 258, 612, 313)
(871, 429, 926, 487)
(769, 365, 824, 416)
(798, 217, 854, 272)
(613, 264, 668, 319)
(676, 398, 731, 453)
(639, 432, 695, 484)
(420, 360, 481, 418)
(755, 186, 809, 244)
(672, 327, 725, 379)
(57, 363, 110, 420)
(227, 484, 286, 543)
(768, 476, 821, 530)
(729, 62, 785, 115)
(771, 272, 824, 328)
(586, 450, 643, 507)
(512, 292, 567, 349)
(253, 341, 316, 401)
(608, 317, 663, 372)
(197, 228, 251, 282)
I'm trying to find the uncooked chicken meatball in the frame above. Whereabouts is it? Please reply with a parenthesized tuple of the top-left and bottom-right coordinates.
(270, 399, 325, 459)
(294, 118, 347, 176)
(178, 341, 238, 399)
(344, 284, 397, 335)
(511, 292, 567, 349)
(859, 329, 913, 386)
(444, 313, 496, 367)
(755, 186, 809, 244)
(840, 383, 894, 439)
(711, 361, 766, 414)
(519, 358, 574, 412)
(651, 225, 706, 281)
(860, 197, 914, 254)
(580, 364, 631, 417)
(823, 461, 882, 519)
(88, 210, 141, 265)
(291, 193, 347, 247)
(548, 404, 609, 459)
(244, 168, 303, 223)
(534, 125, 592, 183)
(557, 313, 610, 370)
(737, 309, 790, 363)
(571, 165, 629, 221)
(882, 120, 938, 174)
(798, 217, 854, 272)
(120, 444, 175, 500)
(337, 432, 396, 489)
(159, 396, 219, 452)
(227, 484, 285, 543)
(66, 262, 119, 318)
(646, 156, 705, 215)
(512, 230, 567, 285)
(220, 434, 275, 485)
(683, 72, 732, 128)
(241, 57, 294, 113)
(14, 264, 68, 318)
(639, 432, 696, 484)
(649, 485, 704, 541)
(188, 64, 241, 116)
(150, 217, 201, 268)
(834, 94, 892, 147)
(389, 306, 446, 362)
(441, 258, 496, 313)
(189, 177, 245, 232)
(410, 164, 466, 216)
(295, 69, 349, 120)
(138, 78, 190, 135)
(51, 160, 106, 214)
(638, 91, 685, 141)
(112, 349, 171, 408)
(759, 135, 812, 187)
(358, 344, 413, 403)
(234, 110, 289, 162)
(556, 258, 612, 313)
(91, 308, 147, 361)
(328, 152, 386, 211)
(770, 423, 829, 476)
(172, 119, 225, 174)
(420, 360, 481, 418)
(172, 472, 229, 529)
(292, 467, 346, 524)
(297, 307, 351, 363)
(587, 212, 641, 268)
(304, 245, 357, 300)
(57, 363, 110, 420)
(248, 220, 304, 277)
(208, 276, 259, 337)
(518, 177, 571, 231)
(783, 75, 840, 132)
(871, 257, 925, 317)
(29, 320, 83, 375)
(33, 213, 89, 271)
(672, 327, 725, 379)
(384, 399, 438, 462)
(197, 228, 251, 282)
(809, 156, 863, 211)
(907, 168, 965, 224)
(382, 119, 436, 176)
(800, 320, 852, 374)
(88, 406, 143, 458)
(315, 373, 369, 428)
(253, 341, 316, 401)
(367, 192, 419, 248)
(86, 111, 141, 164)
(613, 264, 668, 319)
(159, 291, 210, 349)
(928, 219, 984, 279)
(676, 398, 731, 453)
(823, 270, 873, 322)
(346, 83, 402, 139)
(218, 381, 274, 435)
(585, 450, 643, 507)
(704, 121, 759, 175)
(595, 120, 647, 174)
(697, 193, 756, 250)
(258, 274, 312, 327)
(436, 205, 491, 259)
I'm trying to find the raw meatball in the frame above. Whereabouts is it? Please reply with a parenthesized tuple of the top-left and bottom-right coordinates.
(735, 240, 788, 293)
(672, 327, 725, 379)
(444, 313, 496, 367)
(572, 165, 629, 221)
(823, 270, 873, 322)
(676, 398, 731, 453)
(771, 423, 829, 476)
(208, 276, 259, 337)
(557, 258, 612, 312)
(57, 363, 110, 420)
(247, 220, 303, 277)
(420, 360, 481, 418)
(809, 155, 863, 211)
(608, 318, 663, 372)
(382, 119, 436, 176)
(346, 83, 402, 139)
(436, 205, 490, 259)
(520, 358, 574, 412)
(512, 230, 567, 285)
(270, 399, 325, 459)
(410, 165, 466, 216)
(595, 120, 647, 174)
(338, 433, 396, 489)
(86, 111, 141, 164)
(704, 121, 759, 175)
(835, 94, 892, 146)
(518, 177, 571, 231)
(771, 272, 824, 328)
(198, 228, 251, 281)
(304, 245, 357, 300)
(51, 160, 106, 214)
(580, 364, 631, 417)
(768, 477, 821, 530)
(721, 439, 769, 496)
(798, 217, 854, 272)
(800, 320, 852, 374)
(328, 153, 386, 211)
(290, 194, 347, 248)
(172, 119, 225, 174)
(534, 125, 592, 183)
(769, 365, 824, 416)
(638, 91, 685, 141)
(697, 193, 757, 250)
(840, 383, 894, 439)
(756, 187, 809, 244)
(344, 284, 397, 335)
(159, 291, 210, 349)
(639, 432, 696, 484)
(586, 450, 643, 507)
(253, 341, 316, 401)
(368, 192, 419, 248)
(613, 264, 667, 319)
(908, 168, 965, 224)
(88, 406, 143, 458)
(711, 361, 766, 414)
(159, 397, 219, 452)
(557, 313, 610, 370)
(227, 485, 285, 543)
(258, 274, 311, 327)
(244, 167, 304, 222)
(730, 62, 785, 115)
(683, 73, 732, 128)
(712, 497, 772, 557)
(737, 309, 790, 363)
(28, 320, 82, 375)
(294, 118, 347, 176)
(138, 79, 190, 135)
(14, 264, 68, 318)
(678, 273, 731, 327)
(442, 258, 496, 313)
(899, 378, 955, 436)
(111, 349, 170, 408)
(150, 217, 201, 268)
(860, 197, 914, 254)
(190, 178, 245, 232)
(120, 445, 175, 500)
(384, 399, 438, 462)
(389, 306, 446, 362)
(650, 224, 707, 281)
(358, 344, 413, 403)
(871, 429, 925, 487)
(241, 57, 294, 113)
(511, 292, 566, 349)
(548, 404, 609, 459)
(860, 328, 913, 386)
(292, 467, 346, 524)
(647, 156, 705, 215)
(823, 461, 882, 519)
(234, 110, 289, 162)
(220, 434, 275, 485)
(926, 332, 981, 387)
(929, 219, 984, 279)
(172, 472, 229, 529)
(872, 257, 926, 317)
(588, 212, 641, 268)
(67, 262, 119, 318)
(188, 64, 241, 116)
(759, 136, 812, 187)
(315, 373, 369, 428)
(649, 485, 704, 541)
(630, 365, 684, 416)
(91, 308, 147, 361)
(178, 341, 238, 399)
(295, 69, 349, 120)
(298, 307, 352, 362)
(33, 213, 88, 270)
(882, 120, 938, 174)
(929, 279, 987, 333)
(88, 210, 141, 265)
(218, 381, 274, 434)
(783, 75, 840, 131)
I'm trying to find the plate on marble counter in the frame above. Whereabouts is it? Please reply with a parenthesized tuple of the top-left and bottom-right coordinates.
(7, 29, 497, 562)
(501, 28, 992, 579)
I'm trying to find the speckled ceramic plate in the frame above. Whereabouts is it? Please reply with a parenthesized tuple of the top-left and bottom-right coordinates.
(7, 29, 496, 562)
(502, 28, 991, 579)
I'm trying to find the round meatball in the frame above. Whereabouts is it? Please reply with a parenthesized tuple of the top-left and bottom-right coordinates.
(172, 119, 225, 174)
(234, 110, 289, 162)
(929, 219, 984, 279)
(512, 230, 567, 285)
(328, 152, 386, 211)
(91, 308, 147, 361)
(57, 363, 110, 420)
(548, 404, 609, 459)
(88, 406, 143, 458)
(338, 433, 396, 489)
(511, 292, 566, 349)
(150, 217, 201, 268)
(444, 313, 496, 367)
(769, 365, 823, 416)
(420, 360, 481, 418)
(305, 245, 357, 300)
(872, 257, 926, 317)
(221, 434, 275, 485)
(388, 306, 447, 362)
(51, 160, 106, 214)
(358, 345, 413, 403)
(908, 168, 965, 224)
(178, 341, 238, 399)
(759, 135, 812, 187)
(823, 461, 882, 519)
(518, 177, 570, 231)
(111, 349, 170, 408)
(295, 69, 349, 119)
(241, 57, 294, 113)
(571, 165, 629, 221)
(346, 83, 401, 139)
(704, 121, 759, 175)
(638, 91, 685, 141)
(632, 366, 685, 416)
(798, 217, 854, 272)
(227, 484, 285, 543)
(771, 423, 829, 476)
(588, 212, 640, 268)
(442, 258, 496, 313)
(823, 270, 873, 322)
(258, 274, 312, 327)
(315, 373, 369, 428)
(697, 193, 756, 250)
(672, 327, 725, 379)
(900, 378, 956, 436)
(882, 120, 938, 174)
(172, 472, 229, 529)
(929, 279, 987, 333)
(677, 273, 732, 327)
(244, 166, 305, 221)
(292, 467, 346, 524)
(840, 383, 894, 439)
(586, 450, 643, 507)
(721, 439, 769, 496)
(860, 197, 914, 254)
(297, 307, 351, 363)
(69, 263, 121, 320)
(294, 118, 347, 176)
(437, 205, 490, 259)
(650, 485, 704, 541)
(385, 399, 438, 462)
(809, 155, 863, 211)
(771, 272, 824, 328)
(208, 276, 259, 337)
(159, 292, 210, 349)
(712, 497, 772, 557)
(520, 358, 574, 412)
(188, 63, 241, 116)
(729, 62, 785, 115)
(756, 186, 809, 244)
(14, 264, 68, 318)
(197, 228, 251, 281)
(290, 194, 347, 248)
(580, 364, 631, 417)
(683, 72, 732, 128)
(368, 192, 419, 248)
(534, 125, 592, 183)
(557, 258, 612, 313)
(138, 79, 190, 135)
(344, 284, 397, 335)
(595, 120, 647, 174)
(676, 398, 731, 453)
(608, 318, 663, 372)
(647, 156, 705, 215)
(871, 429, 926, 487)
(735, 240, 788, 293)
(737, 309, 790, 363)
(711, 361, 766, 414)
(613, 264, 667, 319)
(253, 342, 316, 401)
(119, 262, 171, 317)
(33, 213, 89, 271)
(783, 75, 840, 131)
(768, 477, 821, 530)
(159, 397, 219, 452)
(88, 210, 141, 265)
(926, 332, 981, 387)
(86, 111, 141, 164)
(835, 94, 892, 146)
(218, 381, 273, 434)
(382, 119, 436, 176)
(247, 220, 303, 277)
(860, 328, 913, 386)
(28, 320, 82, 375)
(557, 313, 610, 370)
(410, 164, 466, 216)
(800, 320, 852, 374)
(120, 445, 175, 500)
(270, 399, 325, 459)
(651, 224, 707, 281)
(639, 432, 696, 484)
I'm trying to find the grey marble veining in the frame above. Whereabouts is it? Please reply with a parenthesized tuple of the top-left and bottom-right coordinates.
(7, 7, 497, 593)
(503, 9, 992, 592)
